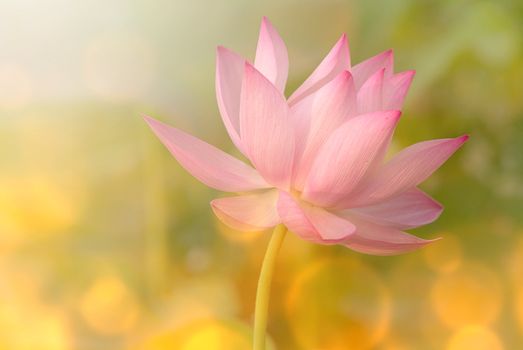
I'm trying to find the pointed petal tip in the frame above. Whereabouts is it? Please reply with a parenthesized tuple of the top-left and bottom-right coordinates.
(451, 134, 470, 148)
(216, 45, 235, 57)
(334, 69, 353, 83)
(337, 33, 348, 48)
(396, 69, 416, 82)
(143, 115, 161, 128)
(459, 134, 470, 143)
(377, 67, 387, 77)
(261, 16, 272, 27)
(388, 109, 402, 121)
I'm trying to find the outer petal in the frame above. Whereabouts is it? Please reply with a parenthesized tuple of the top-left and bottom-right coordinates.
(288, 34, 351, 106)
(254, 17, 289, 93)
(348, 135, 469, 207)
(348, 188, 443, 229)
(342, 216, 438, 255)
(383, 70, 415, 110)
(277, 191, 356, 243)
(352, 49, 393, 89)
(211, 189, 280, 231)
(216, 46, 246, 153)
(357, 68, 385, 114)
(293, 70, 357, 190)
(303, 110, 401, 207)
(239, 63, 295, 190)
(144, 116, 270, 192)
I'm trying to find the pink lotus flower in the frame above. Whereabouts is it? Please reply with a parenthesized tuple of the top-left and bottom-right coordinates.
(145, 17, 467, 255)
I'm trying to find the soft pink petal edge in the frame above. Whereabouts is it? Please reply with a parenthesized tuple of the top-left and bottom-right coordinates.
(239, 63, 295, 190)
(215, 46, 247, 154)
(287, 34, 351, 106)
(277, 191, 356, 243)
(254, 17, 289, 93)
(346, 188, 443, 230)
(144, 116, 270, 192)
(342, 215, 439, 255)
(303, 110, 401, 207)
(211, 189, 280, 232)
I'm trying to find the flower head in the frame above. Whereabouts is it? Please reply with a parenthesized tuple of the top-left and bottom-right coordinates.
(145, 17, 467, 255)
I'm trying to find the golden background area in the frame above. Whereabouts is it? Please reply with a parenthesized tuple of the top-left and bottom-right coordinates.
(1, 0, 522, 349)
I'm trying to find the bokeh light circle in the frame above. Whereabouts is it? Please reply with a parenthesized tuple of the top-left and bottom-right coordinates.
(286, 257, 390, 349)
(0, 176, 78, 247)
(430, 262, 502, 329)
(131, 318, 275, 350)
(79, 275, 141, 335)
(446, 325, 503, 350)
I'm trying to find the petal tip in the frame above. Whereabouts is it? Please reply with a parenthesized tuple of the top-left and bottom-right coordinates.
(143, 115, 160, 128)
(335, 69, 353, 83)
(459, 134, 470, 143)
(388, 109, 402, 122)
(338, 33, 348, 47)
(261, 16, 271, 27)
(428, 236, 443, 243)
(432, 201, 444, 221)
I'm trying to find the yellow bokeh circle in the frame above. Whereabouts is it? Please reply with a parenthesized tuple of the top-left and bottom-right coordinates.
(515, 285, 523, 333)
(446, 325, 503, 350)
(0, 177, 77, 242)
(79, 275, 141, 335)
(286, 257, 390, 350)
(430, 262, 502, 329)
(131, 319, 274, 350)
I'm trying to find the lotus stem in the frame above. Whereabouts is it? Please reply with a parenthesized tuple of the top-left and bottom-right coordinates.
(253, 224, 287, 350)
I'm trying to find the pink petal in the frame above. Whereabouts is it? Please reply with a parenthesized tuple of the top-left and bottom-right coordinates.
(277, 191, 356, 243)
(348, 188, 443, 229)
(144, 116, 270, 192)
(211, 189, 280, 231)
(215, 46, 247, 154)
(348, 135, 469, 207)
(293, 70, 357, 190)
(254, 17, 289, 93)
(357, 68, 385, 114)
(287, 34, 351, 106)
(288, 94, 314, 176)
(302, 110, 401, 207)
(383, 70, 415, 110)
(239, 63, 295, 190)
(343, 215, 438, 255)
(352, 49, 393, 89)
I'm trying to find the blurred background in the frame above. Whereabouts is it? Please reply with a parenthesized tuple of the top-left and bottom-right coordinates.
(1, 0, 522, 349)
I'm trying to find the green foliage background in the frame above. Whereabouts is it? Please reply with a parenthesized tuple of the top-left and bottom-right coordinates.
(1, 0, 522, 349)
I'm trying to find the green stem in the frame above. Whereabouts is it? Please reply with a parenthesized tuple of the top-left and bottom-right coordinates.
(253, 224, 287, 350)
